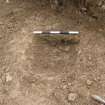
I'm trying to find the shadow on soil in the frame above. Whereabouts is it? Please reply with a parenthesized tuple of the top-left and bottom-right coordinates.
(36, 35, 80, 46)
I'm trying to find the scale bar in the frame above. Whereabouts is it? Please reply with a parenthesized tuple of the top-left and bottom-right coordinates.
(33, 31, 79, 35)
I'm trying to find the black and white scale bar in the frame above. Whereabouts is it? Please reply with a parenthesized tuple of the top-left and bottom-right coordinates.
(33, 31, 79, 35)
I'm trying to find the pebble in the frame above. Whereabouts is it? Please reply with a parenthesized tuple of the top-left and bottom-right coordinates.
(0, 21, 3, 25)
(94, 77, 100, 81)
(6, 0, 10, 3)
(68, 93, 78, 102)
(99, 29, 103, 32)
(102, 5, 105, 10)
(78, 49, 82, 55)
(6, 73, 12, 82)
(62, 85, 67, 89)
(68, 83, 72, 86)
(86, 80, 93, 86)
(21, 28, 27, 34)
(65, 47, 70, 51)
(88, 55, 92, 60)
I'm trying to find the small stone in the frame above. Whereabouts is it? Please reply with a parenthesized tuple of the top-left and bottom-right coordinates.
(102, 5, 105, 10)
(98, 1, 102, 6)
(0, 21, 3, 25)
(21, 28, 27, 34)
(94, 76, 100, 81)
(81, 7, 87, 12)
(62, 85, 67, 89)
(68, 83, 72, 86)
(78, 50, 81, 55)
(62, 79, 66, 82)
(6, 0, 10, 3)
(86, 80, 93, 86)
(6, 73, 12, 82)
(99, 29, 103, 32)
(68, 93, 78, 102)
(88, 55, 92, 60)
(65, 46, 70, 51)
(47, 77, 54, 80)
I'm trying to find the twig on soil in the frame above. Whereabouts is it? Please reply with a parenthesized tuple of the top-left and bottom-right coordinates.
(91, 95, 105, 105)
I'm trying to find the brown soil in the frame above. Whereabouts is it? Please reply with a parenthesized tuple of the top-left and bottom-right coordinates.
(0, 0, 105, 105)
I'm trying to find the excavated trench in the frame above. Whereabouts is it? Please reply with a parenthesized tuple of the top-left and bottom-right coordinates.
(0, 0, 105, 105)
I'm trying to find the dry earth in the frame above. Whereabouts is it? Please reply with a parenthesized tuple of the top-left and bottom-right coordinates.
(0, 0, 105, 105)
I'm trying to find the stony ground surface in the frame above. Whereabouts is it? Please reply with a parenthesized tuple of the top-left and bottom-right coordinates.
(0, 0, 105, 105)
